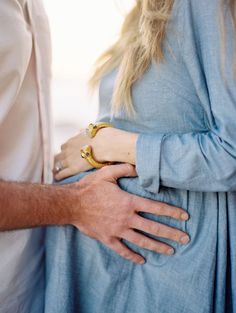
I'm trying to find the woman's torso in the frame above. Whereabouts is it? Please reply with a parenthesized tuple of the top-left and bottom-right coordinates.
(95, 0, 234, 265)
(45, 1, 236, 312)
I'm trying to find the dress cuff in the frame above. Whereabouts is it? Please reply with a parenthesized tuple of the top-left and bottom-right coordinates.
(136, 133, 165, 194)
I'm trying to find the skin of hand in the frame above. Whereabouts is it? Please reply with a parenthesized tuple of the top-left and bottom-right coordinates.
(54, 129, 94, 180)
(54, 127, 138, 181)
(71, 164, 190, 264)
(0, 164, 189, 264)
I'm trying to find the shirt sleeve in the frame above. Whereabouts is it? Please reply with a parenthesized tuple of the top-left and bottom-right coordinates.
(136, 0, 236, 193)
(0, 1, 32, 124)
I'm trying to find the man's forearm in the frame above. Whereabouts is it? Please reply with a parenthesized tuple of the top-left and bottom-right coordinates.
(0, 181, 77, 231)
(0, 164, 190, 265)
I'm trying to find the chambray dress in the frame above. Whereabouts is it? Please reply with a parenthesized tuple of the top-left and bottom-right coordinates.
(45, 0, 236, 312)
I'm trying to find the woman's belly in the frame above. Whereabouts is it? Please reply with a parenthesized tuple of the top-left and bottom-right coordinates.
(45, 171, 233, 313)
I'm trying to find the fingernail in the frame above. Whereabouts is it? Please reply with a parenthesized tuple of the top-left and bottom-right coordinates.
(180, 235, 190, 244)
(167, 248, 175, 255)
(181, 213, 189, 221)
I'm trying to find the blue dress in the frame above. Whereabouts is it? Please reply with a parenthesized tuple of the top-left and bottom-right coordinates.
(45, 0, 236, 312)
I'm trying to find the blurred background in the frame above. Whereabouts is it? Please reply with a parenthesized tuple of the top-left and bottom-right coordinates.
(44, 0, 135, 152)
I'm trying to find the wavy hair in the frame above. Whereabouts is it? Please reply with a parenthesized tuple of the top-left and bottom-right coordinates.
(89, 0, 236, 114)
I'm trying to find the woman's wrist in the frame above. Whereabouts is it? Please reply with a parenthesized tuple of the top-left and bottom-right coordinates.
(93, 127, 138, 165)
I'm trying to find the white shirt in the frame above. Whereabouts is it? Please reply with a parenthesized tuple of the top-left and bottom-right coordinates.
(0, 0, 52, 311)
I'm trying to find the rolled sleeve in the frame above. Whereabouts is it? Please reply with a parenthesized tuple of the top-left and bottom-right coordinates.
(136, 133, 165, 194)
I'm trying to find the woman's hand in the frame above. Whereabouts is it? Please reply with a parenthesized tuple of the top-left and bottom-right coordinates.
(53, 126, 138, 181)
(54, 130, 93, 180)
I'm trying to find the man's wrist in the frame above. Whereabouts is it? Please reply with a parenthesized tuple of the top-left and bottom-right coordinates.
(0, 181, 81, 231)
(52, 184, 82, 226)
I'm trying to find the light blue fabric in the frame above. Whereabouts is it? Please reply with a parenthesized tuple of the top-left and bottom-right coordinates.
(45, 0, 236, 312)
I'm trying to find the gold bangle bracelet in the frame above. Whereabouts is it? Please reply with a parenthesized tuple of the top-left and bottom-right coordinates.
(86, 122, 113, 138)
(81, 122, 114, 169)
(80, 145, 114, 169)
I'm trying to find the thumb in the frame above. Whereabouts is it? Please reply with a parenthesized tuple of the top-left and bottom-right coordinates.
(103, 164, 137, 181)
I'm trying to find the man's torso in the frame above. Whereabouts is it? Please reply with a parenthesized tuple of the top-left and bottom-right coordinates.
(0, 1, 52, 311)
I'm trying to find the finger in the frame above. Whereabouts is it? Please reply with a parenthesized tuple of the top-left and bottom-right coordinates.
(100, 164, 137, 181)
(132, 196, 189, 221)
(130, 216, 190, 245)
(61, 142, 68, 151)
(105, 238, 145, 265)
(54, 157, 93, 180)
(54, 152, 66, 163)
(123, 230, 175, 256)
(54, 168, 75, 181)
(53, 159, 68, 175)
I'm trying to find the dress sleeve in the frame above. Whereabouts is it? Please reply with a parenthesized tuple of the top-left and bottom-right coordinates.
(136, 0, 236, 193)
(0, 1, 32, 124)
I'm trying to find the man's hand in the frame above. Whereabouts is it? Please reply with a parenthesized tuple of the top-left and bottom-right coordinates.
(69, 164, 190, 265)
(0, 164, 189, 265)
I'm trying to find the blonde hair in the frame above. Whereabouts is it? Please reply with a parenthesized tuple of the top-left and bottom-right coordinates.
(89, 0, 236, 114)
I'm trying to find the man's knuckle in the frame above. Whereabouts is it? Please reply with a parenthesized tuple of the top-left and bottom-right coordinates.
(108, 238, 115, 246)
(170, 228, 180, 238)
(152, 243, 161, 253)
(158, 244, 169, 254)
(170, 211, 178, 219)
(148, 222, 159, 234)
(120, 250, 132, 260)
(127, 215, 135, 228)
(125, 197, 133, 210)
(172, 209, 180, 218)
(133, 220, 141, 230)
(103, 237, 114, 246)
(157, 202, 164, 210)
(119, 198, 132, 216)
(176, 230, 186, 241)
(138, 218, 147, 230)
(139, 237, 148, 247)
(129, 195, 138, 208)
